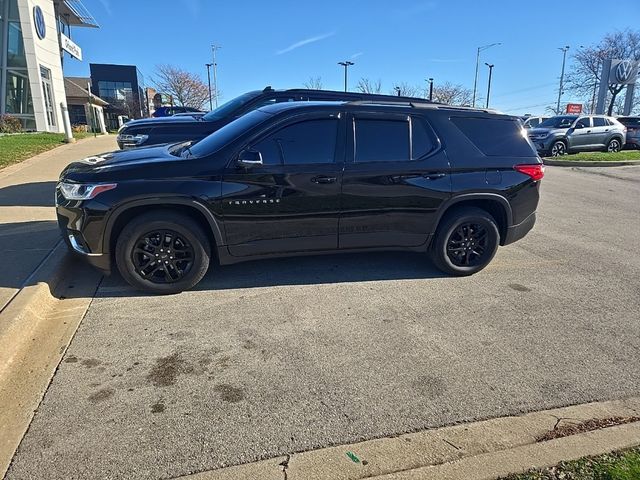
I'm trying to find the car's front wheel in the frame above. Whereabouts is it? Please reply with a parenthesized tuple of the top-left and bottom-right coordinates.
(115, 211, 211, 294)
(607, 138, 622, 153)
(550, 140, 566, 157)
(430, 207, 500, 276)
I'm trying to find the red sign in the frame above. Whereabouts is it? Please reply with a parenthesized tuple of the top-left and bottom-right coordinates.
(566, 103, 583, 114)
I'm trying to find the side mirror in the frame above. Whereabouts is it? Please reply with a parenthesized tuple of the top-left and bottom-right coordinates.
(237, 149, 263, 168)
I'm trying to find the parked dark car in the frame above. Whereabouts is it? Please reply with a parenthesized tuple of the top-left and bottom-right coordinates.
(58, 100, 543, 294)
(617, 116, 640, 149)
(527, 115, 626, 156)
(152, 106, 204, 118)
(116, 87, 434, 149)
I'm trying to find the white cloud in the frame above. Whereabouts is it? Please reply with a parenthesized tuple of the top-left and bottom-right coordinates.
(276, 32, 336, 55)
(351, 52, 364, 59)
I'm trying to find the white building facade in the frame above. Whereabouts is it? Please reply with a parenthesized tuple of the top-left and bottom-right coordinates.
(0, 0, 97, 132)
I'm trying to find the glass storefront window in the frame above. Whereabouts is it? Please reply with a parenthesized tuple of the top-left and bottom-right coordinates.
(5, 70, 34, 115)
(7, 21, 27, 68)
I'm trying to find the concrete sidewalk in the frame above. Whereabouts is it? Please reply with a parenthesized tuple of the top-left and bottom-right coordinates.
(0, 135, 117, 310)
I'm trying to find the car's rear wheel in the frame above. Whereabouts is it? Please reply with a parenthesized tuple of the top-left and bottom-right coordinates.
(607, 138, 622, 153)
(430, 207, 500, 276)
(550, 140, 566, 156)
(115, 211, 210, 294)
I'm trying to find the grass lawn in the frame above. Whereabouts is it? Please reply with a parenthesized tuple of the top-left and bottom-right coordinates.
(0, 132, 92, 170)
(544, 150, 640, 161)
(503, 448, 640, 480)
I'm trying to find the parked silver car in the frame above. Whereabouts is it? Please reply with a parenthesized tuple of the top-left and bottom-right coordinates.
(617, 117, 640, 149)
(527, 115, 626, 156)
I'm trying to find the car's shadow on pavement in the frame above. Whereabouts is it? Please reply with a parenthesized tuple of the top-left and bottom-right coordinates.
(96, 251, 448, 297)
(0, 181, 57, 207)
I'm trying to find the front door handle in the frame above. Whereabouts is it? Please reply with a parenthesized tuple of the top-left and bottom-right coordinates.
(422, 172, 446, 180)
(311, 176, 337, 184)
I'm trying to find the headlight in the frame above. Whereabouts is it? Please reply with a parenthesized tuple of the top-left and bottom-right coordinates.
(59, 182, 117, 200)
(116, 133, 149, 145)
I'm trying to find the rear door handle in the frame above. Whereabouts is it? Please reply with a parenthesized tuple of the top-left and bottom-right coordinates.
(422, 172, 446, 180)
(311, 176, 337, 184)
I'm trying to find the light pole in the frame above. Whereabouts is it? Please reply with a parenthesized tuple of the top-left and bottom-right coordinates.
(338, 61, 354, 92)
(211, 44, 221, 107)
(473, 42, 501, 107)
(205, 63, 213, 111)
(394, 86, 401, 96)
(556, 45, 570, 114)
(428, 77, 434, 101)
(485, 63, 494, 108)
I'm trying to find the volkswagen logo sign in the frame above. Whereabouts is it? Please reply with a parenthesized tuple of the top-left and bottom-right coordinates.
(34, 6, 46, 40)
(615, 59, 633, 84)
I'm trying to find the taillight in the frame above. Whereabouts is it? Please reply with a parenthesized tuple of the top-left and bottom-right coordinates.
(514, 164, 545, 181)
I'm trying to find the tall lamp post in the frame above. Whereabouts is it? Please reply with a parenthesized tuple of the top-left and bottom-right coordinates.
(556, 46, 570, 114)
(338, 61, 354, 92)
(473, 42, 501, 107)
(485, 63, 494, 108)
(211, 44, 221, 108)
(205, 63, 213, 111)
(428, 77, 434, 101)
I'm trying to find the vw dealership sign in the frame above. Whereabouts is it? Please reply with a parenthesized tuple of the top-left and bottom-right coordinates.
(33, 5, 46, 39)
(609, 59, 639, 85)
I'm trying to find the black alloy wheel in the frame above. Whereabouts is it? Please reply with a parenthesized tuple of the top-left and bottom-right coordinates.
(116, 211, 210, 294)
(431, 207, 500, 276)
(551, 141, 566, 157)
(131, 230, 195, 283)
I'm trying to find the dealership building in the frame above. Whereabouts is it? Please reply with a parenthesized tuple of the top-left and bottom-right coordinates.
(0, 0, 97, 131)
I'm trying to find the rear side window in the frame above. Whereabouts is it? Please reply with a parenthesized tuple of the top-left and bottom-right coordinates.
(593, 117, 607, 127)
(451, 117, 536, 157)
(355, 119, 409, 162)
(253, 119, 338, 165)
(411, 117, 437, 159)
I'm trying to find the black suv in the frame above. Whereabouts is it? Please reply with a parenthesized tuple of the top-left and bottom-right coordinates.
(116, 87, 434, 149)
(57, 101, 543, 294)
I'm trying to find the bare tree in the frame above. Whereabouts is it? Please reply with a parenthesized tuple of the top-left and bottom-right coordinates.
(151, 64, 212, 109)
(356, 78, 382, 94)
(565, 29, 640, 115)
(390, 82, 422, 97)
(431, 82, 473, 106)
(303, 76, 324, 90)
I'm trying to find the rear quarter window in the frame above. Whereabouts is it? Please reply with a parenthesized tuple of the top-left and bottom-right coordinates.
(451, 117, 536, 157)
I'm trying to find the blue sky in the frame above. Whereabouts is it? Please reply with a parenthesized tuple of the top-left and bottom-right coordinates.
(64, 0, 640, 115)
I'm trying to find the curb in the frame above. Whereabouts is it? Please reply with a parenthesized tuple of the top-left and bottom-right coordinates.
(543, 159, 640, 167)
(0, 240, 75, 476)
(174, 397, 640, 480)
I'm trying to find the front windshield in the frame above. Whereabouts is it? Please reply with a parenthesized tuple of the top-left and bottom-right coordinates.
(188, 110, 273, 157)
(202, 91, 262, 121)
(539, 116, 577, 128)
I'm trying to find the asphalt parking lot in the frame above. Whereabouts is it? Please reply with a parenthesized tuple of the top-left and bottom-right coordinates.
(7, 165, 640, 480)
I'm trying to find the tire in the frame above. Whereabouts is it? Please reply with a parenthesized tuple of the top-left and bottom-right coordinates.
(606, 138, 622, 153)
(550, 140, 566, 157)
(430, 207, 500, 276)
(115, 211, 211, 294)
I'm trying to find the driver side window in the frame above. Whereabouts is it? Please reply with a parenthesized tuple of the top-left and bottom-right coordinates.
(575, 117, 590, 128)
(252, 119, 338, 166)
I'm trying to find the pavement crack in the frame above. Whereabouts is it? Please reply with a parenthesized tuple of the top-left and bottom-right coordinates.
(441, 438, 461, 450)
(279, 454, 291, 480)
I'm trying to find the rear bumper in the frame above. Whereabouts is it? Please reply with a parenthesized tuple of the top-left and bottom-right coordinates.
(503, 211, 536, 246)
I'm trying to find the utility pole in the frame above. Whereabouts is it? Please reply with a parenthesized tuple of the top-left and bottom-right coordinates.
(211, 44, 221, 108)
(338, 61, 354, 92)
(485, 63, 494, 109)
(473, 43, 501, 107)
(205, 63, 213, 111)
(428, 78, 434, 101)
(556, 46, 570, 115)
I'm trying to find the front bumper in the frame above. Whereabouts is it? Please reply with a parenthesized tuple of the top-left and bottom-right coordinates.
(65, 231, 111, 273)
(503, 211, 536, 246)
(528, 136, 554, 154)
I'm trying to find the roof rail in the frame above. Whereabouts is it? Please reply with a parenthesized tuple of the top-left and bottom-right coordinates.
(344, 100, 502, 115)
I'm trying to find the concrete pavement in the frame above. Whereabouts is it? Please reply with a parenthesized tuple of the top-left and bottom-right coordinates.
(6, 165, 640, 479)
(0, 135, 117, 310)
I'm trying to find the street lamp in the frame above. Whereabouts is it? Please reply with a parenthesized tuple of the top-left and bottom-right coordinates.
(205, 63, 213, 111)
(338, 61, 354, 92)
(394, 86, 401, 96)
(485, 63, 494, 109)
(428, 77, 434, 101)
(556, 46, 570, 114)
(473, 42, 501, 107)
